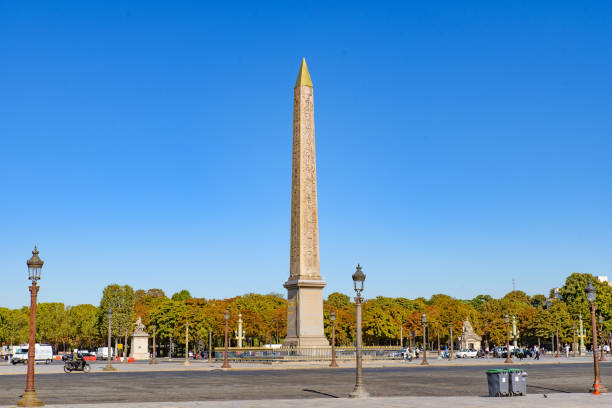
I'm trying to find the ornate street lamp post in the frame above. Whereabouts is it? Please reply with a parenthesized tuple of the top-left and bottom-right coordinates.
(329, 310, 338, 368)
(103, 308, 117, 371)
(449, 323, 454, 360)
(421, 314, 429, 366)
(555, 327, 560, 358)
(184, 322, 190, 366)
(504, 314, 512, 364)
(512, 315, 517, 348)
(221, 310, 231, 368)
(208, 330, 212, 363)
(150, 326, 157, 364)
(579, 314, 585, 356)
(349, 264, 369, 398)
(17, 247, 44, 407)
(573, 323, 577, 358)
(599, 315, 606, 362)
(586, 280, 604, 394)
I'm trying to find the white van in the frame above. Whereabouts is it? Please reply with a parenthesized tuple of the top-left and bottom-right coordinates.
(11, 344, 53, 364)
(95, 347, 114, 360)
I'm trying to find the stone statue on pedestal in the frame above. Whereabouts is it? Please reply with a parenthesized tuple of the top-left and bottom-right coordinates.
(130, 317, 150, 360)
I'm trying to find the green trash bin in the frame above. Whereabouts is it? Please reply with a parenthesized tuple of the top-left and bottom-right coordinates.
(507, 368, 527, 396)
(486, 369, 509, 397)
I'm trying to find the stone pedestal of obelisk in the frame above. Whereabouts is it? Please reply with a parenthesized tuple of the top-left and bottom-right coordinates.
(283, 59, 329, 348)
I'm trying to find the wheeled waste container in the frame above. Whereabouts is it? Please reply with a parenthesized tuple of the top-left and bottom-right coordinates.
(486, 369, 509, 397)
(507, 369, 527, 396)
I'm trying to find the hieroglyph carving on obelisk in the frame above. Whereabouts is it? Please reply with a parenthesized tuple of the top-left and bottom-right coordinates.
(283, 59, 329, 347)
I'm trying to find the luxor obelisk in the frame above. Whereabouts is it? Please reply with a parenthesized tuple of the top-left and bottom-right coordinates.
(283, 59, 329, 347)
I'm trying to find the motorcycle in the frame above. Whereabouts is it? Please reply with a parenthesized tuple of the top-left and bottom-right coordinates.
(62, 355, 91, 373)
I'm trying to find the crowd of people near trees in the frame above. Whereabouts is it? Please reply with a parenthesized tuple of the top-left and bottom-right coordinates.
(0, 272, 610, 356)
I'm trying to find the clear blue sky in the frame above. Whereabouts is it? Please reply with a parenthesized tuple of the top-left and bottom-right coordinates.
(1, 1, 611, 308)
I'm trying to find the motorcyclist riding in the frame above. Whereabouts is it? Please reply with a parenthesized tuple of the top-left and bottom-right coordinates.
(71, 349, 85, 370)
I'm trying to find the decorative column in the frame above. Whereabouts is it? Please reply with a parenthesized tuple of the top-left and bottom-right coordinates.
(235, 313, 245, 348)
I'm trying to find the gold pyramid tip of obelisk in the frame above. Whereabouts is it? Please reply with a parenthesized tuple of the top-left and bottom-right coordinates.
(295, 58, 313, 88)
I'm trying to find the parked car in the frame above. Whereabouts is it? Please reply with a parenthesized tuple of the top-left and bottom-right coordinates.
(457, 349, 478, 358)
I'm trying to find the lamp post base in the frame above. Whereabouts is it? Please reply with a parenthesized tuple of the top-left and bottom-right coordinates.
(348, 385, 370, 399)
(184, 360, 191, 366)
(329, 360, 339, 368)
(420, 359, 429, 366)
(17, 390, 44, 407)
(102, 365, 117, 372)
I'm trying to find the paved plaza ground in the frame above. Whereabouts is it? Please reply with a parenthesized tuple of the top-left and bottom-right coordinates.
(1, 394, 610, 408)
(0, 354, 601, 375)
(0, 357, 610, 407)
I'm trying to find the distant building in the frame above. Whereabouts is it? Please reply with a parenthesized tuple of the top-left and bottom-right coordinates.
(597, 276, 612, 286)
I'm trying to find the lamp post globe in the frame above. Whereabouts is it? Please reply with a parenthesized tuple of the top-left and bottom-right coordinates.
(352, 264, 365, 294)
(349, 264, 369, 398)
(585, 280, 596, 304)
(17, 247, 44, 407)
(27, 246, 43, 281)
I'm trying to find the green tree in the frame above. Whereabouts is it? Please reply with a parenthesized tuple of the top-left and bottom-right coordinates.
(98, 284, 136, 340)
(69, 304, 98, 349)
(36, 303, 70, 351)
(560, 273, 612, 326)
(326, 292, 351, 309)
(0, 307, 29, 345)
(171, 290, 192, 302)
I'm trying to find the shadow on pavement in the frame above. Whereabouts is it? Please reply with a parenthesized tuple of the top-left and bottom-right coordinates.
(527, 385, 572, 393)
(303, 389, 340, 398)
